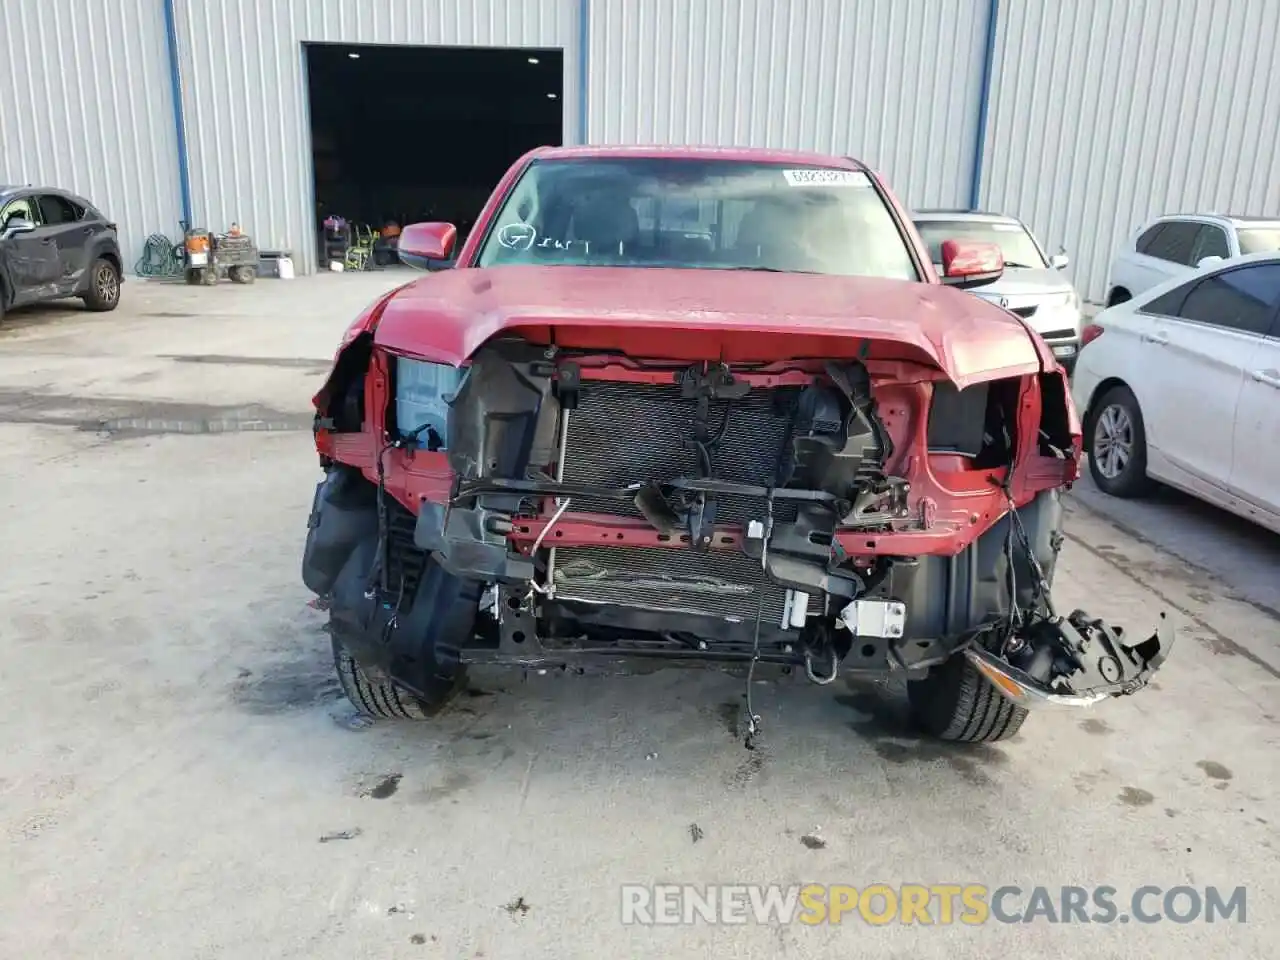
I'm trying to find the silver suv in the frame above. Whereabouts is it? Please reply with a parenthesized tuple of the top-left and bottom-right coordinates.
(912, 210, 1084, 370)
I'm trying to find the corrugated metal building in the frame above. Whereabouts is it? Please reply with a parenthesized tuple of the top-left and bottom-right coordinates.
(2, 0, 1277, 301)
(0, 0, 185, 279)
(979, 0, 1280, 303)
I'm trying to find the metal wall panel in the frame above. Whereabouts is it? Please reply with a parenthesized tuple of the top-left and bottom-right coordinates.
(0, 0, 183, 275)
(979, 0, 1280, 303)
(585, 0, 990, 209)
(173, 0, 578, 273)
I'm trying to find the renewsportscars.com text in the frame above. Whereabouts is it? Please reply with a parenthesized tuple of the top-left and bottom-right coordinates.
(621, 884, 1247, 926)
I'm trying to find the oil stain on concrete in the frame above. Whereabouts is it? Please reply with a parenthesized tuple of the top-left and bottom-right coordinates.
(1196, 760, 1233, 781)
(364, 774, 402, 800)
(1119, 786, 1155, 807)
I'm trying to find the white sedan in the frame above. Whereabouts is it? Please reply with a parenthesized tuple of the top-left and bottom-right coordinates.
(1072, 251, 1280, 533)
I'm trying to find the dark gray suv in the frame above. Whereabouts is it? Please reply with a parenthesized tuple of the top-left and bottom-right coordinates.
(0, 186, 123, 322)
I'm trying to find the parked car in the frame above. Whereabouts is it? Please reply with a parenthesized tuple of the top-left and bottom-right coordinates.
(302, 146, 1170, 747)
(1074, 251, 1280, 533)
(0, 185, 123, 322)
(911, 210, 1083, 371)
(1105, 213, 1280, 305)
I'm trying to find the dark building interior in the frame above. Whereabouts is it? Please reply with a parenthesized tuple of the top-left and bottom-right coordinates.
(305, 43, 564, 254)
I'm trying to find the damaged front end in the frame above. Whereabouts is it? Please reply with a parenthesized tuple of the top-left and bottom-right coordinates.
(966, 610, 1173, 707)
(305, 330, 1172, 741)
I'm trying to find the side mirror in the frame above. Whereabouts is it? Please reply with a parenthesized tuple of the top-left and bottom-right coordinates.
(940, 239, 1004, 289)
(398, 222, 457, 270)
(1196, 255, 1223, 269)
(1050, 251, 1070, 270)
(1, 217, 36, 240)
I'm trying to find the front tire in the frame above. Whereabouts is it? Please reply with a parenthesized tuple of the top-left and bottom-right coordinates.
(331, 627, 464, 720)
(908, 654, 1028, 743)
(82, 258, 121, 311)
(1086, 385, 1156, 497)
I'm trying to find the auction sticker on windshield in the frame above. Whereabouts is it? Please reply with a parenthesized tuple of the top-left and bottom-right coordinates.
(782, 169, 865, 186)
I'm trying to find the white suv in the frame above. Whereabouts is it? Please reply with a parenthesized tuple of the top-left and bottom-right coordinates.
(1106, 214, 1280, 306)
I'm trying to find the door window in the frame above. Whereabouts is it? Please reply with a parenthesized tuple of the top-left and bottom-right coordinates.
(37, 195, 81, 225)
(1, 197, 37, 230)
(1143, 220, 1200, 265)
(1141, 282, 1193, 318)
(1135, 223, 1167, 254)
(1189, 225, 1230, 263)
(1174, 263, 1280, 336)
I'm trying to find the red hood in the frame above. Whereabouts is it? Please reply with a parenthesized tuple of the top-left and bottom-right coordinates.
(372, 266, 1048, 388)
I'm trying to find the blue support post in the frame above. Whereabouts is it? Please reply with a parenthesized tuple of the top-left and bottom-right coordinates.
(577, 0, 590, 144)
(968, 0, 1000, 211)
(162, 0, 193, 227)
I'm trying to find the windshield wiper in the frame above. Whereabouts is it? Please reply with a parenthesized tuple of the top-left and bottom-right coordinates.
(721, 265, 821, 275)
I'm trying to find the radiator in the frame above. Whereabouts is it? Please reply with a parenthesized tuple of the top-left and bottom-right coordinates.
(551, 380, 828, 623)
(559, 380, 798, 526)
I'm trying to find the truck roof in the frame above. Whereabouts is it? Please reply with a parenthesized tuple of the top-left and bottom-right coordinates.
(526, 144, 868, 170)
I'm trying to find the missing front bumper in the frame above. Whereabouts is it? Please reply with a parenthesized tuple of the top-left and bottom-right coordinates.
(965, 610, 1173, 708)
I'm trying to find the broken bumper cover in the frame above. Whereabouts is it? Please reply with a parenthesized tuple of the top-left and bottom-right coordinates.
(965, 610, 1174, 708)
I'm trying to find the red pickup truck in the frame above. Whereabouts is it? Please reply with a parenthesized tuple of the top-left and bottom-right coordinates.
(303, 145, 1170, 746)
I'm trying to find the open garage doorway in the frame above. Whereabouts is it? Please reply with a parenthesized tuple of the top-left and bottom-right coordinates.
(304, 43, 563, 266)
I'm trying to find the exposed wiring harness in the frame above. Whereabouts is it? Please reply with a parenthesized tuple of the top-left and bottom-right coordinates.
(743, 491, 775, 750)
(993, 471, 1057, 655)
(527, 497, 573, 597)
(369, 439, 398, 600)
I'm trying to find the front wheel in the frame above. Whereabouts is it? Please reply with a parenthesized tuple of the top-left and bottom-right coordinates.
(331, 626, 465, 720)
(907, 654, 1028, 743)
(82, 258, 121, 311)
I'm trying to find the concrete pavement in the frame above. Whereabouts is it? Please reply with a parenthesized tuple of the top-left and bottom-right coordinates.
(1, 274, 1276, 959)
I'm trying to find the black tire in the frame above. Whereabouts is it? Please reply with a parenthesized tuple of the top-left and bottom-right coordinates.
(330, 626, 464, 721)
(201, 267, 217, 286)
(1085, 384, 1156, 497)
(185, 268, 201, 285)
(82, 258, 121, 311)
(908, 654, 1028, 743)
(230, 265, 256, 284)
(1106, 287, 1131, 307)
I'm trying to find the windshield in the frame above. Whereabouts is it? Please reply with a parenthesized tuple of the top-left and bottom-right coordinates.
(913, 219, 1047, 269)
(473, 158, 919, 280)
(1237, 228, 1280, 255)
